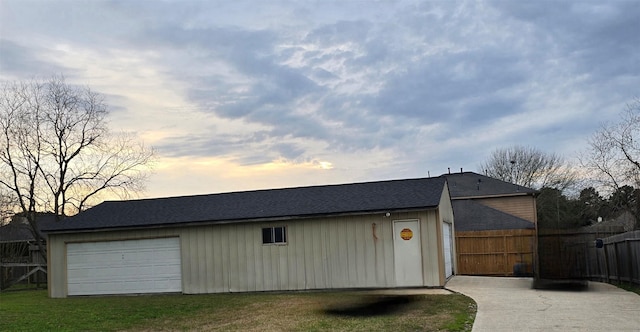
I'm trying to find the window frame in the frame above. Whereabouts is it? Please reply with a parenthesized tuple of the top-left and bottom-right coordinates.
(261, 226, 287, 245)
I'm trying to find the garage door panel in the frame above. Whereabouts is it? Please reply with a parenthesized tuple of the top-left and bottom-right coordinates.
(67, 237, 182, 296)
(443, 223, 453, 278)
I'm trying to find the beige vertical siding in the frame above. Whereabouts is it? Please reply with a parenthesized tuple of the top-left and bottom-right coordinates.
(476, 195, 537, 222)
(47, 209, 446, 298)
(438, 183, 457, 282)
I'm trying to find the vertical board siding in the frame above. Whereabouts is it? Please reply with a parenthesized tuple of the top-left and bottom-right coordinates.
(227, 225, 239, 292)
(476, 196, 537, 222)
(424, 210, 441, 284)
(48, 210, 443, 297)
(439, 184, 457, 278)
(204, 226, 215, 292)
(211, 227, 224, 293)
(48, 237, 66, 297)
(197, 230, 207, 291)
(345, 217, 358, 286)
(244, 228, 256, 291)
(292, 225, 305, 289)
(364, 221, 377, 286)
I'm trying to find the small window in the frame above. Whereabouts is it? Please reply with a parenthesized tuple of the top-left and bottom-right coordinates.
(262, 226, 287, 244)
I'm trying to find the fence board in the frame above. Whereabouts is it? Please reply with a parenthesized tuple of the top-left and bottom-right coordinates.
(593, 236, 640, 285)
(456, 229, 535, 276)
(537, 230, 640, 286)
(536, 228, 622, 281)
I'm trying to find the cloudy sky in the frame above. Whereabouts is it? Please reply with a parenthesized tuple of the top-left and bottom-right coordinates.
(1, 0, 639, 198)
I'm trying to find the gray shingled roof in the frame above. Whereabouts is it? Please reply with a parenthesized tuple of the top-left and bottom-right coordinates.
(444, 172, 536, 198)
(0, 213, 58, 243)
(43, 177, 447, 233)
(452, 200, 535, 231)
(0, 222, 34, 243)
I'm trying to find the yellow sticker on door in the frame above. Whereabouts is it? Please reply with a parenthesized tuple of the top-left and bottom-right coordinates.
(400, 228, 413, 240)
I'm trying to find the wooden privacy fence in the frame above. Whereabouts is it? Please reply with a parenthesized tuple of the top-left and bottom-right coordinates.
(456, 229, 535, 276)
(535, 228, 639, 286)
(536, 229, 611, 281)
(585, 230, 640, 285)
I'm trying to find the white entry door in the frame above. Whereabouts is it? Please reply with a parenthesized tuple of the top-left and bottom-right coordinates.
(443, 222, 454, 278)
(393, 220, 423, 286)
(67, 237, 182, 296)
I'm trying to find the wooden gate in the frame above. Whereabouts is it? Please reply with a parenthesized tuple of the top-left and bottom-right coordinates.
(456, 229, 535, 276)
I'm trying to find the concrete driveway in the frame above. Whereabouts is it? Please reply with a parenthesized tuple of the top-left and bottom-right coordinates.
(446, 276, 640, 332)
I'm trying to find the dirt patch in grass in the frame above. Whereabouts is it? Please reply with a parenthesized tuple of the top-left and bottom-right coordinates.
(324, 295, 417, 317)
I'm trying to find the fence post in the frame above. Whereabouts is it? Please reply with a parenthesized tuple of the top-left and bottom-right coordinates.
(594, 243, 601, 281)
(584, 241, 590, 279)
(614, 242, 621, 284)
(503, 235, 508, 275)
(604, 243, 610, 283)
(627, 240, 633, 284)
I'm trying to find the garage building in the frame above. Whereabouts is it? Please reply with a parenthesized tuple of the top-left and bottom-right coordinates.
(44, 176, 456, 298)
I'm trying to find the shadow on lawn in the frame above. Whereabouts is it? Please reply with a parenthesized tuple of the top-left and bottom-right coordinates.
(323, 295, 417, 317)
(533, 279, 589, 292)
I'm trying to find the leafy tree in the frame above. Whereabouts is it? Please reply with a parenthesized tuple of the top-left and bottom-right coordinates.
(602, 185, 639, 227)
(537, 184, 640, 229)
(537, 187, 583, 229)
(607, 185, 637, 212)
(479, 145, 577, 191)
(0, 76, 155, 254)
(577, 187, 606, 225)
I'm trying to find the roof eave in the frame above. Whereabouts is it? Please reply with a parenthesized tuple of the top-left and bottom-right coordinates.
(43, 205, 440, 235)
(452, 192, 535, 200)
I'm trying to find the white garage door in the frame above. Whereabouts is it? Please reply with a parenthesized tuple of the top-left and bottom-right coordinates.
(443, 223, 454, 278)
(67, 237, 182, 296)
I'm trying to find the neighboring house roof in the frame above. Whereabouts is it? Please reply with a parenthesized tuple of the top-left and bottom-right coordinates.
(0, 222, 33, 243)
(43, 177, 447, 233)
(0, 213, 58, 243)
(452, 200, 535, 231)
(444, 172, 536, 199)
(586, 210, 636, 232)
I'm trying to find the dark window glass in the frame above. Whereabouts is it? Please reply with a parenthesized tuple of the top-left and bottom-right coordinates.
(262, 227, 273, 244)
(262, 226, 286, 244)
(274, 227, 285, 243)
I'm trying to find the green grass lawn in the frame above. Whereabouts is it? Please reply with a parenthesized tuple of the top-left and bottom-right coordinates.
(617, 282, 640, 296)
(0, 290, 476, 331)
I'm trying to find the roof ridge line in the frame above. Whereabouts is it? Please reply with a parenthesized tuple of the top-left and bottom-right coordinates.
(109, 176, 445, 203)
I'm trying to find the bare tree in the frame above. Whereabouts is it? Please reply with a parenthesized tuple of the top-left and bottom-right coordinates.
(0, 79, 45, 250)
(0, 77, 155, 253)
(582, 98, 640, 228)
(0, 189, 16, 226)
(479, 145, 577, 191)
(582, 99, 640, 190)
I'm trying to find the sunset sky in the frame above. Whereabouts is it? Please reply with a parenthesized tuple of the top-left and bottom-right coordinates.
(1, 0, 639, 199)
